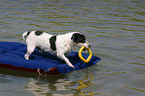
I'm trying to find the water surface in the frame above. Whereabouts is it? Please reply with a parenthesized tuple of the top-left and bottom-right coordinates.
(0, 0, 145, 96)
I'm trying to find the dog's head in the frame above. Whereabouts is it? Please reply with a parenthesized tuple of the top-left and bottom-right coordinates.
(71, 32, 91, 49)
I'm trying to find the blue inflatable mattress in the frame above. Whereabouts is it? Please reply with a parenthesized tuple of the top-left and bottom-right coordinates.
(0, 42, 101, 75)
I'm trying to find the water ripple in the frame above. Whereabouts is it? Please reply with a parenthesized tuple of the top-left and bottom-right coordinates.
(0, 0, 145, 96)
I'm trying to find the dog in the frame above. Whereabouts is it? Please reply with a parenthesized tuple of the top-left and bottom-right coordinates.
(22, 30, 91, 68)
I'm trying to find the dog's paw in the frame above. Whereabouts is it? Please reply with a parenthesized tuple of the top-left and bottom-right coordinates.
(25, 54, 29, 60)
(70, 66, 75, 68)
(68, 64, 75, 68)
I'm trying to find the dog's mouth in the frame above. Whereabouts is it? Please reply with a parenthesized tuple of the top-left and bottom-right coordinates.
(83, 48, 87, 51)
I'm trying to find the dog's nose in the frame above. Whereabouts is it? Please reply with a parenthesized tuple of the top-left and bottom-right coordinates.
(88, 44, 91, 48)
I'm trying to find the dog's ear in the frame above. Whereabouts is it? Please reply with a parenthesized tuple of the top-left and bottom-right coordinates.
(71, 33, 86, 43)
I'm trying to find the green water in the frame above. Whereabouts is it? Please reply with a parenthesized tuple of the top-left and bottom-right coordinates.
(0, 0, 145, 96)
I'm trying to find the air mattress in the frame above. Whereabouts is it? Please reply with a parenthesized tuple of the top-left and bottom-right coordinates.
(0, 42, 101, 75)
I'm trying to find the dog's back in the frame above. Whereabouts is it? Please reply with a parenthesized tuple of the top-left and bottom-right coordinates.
(22, 30, 54, 52)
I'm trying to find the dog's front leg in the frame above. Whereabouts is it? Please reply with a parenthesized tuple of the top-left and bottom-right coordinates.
(57, 54, 74, 68)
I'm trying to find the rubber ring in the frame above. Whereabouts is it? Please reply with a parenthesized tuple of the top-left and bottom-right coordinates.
(79, 46, 92, 63)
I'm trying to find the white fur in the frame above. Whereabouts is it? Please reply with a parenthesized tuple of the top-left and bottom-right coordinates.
(22, 31, 91, 68)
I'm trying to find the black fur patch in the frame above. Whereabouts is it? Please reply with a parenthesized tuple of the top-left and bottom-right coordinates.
(27, 31, 30, 36)
(35, 30, 43, 36)
(49, 36, 56, 51)
(71, 33, 86, 43)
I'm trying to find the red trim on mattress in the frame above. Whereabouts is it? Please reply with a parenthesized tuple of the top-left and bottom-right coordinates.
(0, 63, 60, 75)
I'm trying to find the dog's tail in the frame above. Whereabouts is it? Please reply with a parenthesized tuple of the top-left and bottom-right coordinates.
(22, 31, 30, 40)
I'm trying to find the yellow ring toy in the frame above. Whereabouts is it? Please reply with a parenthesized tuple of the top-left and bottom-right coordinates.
(79, 46, 92, 63)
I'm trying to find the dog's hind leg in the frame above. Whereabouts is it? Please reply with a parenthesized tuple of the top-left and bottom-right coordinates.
(57, 54, 74, 68)
(25, 45, 35, 60)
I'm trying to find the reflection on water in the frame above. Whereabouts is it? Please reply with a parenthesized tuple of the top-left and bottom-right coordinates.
(0, 0, 145, 96)
(25, 70, 102, 96)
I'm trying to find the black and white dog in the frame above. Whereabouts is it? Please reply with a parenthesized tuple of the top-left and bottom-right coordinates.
(22, 30, 91, 68)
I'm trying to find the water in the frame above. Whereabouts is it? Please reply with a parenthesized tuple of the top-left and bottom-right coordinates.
(0, 0, 145, 96)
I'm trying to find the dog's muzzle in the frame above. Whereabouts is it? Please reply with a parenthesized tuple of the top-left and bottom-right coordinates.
(83, 43, 91, 51)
